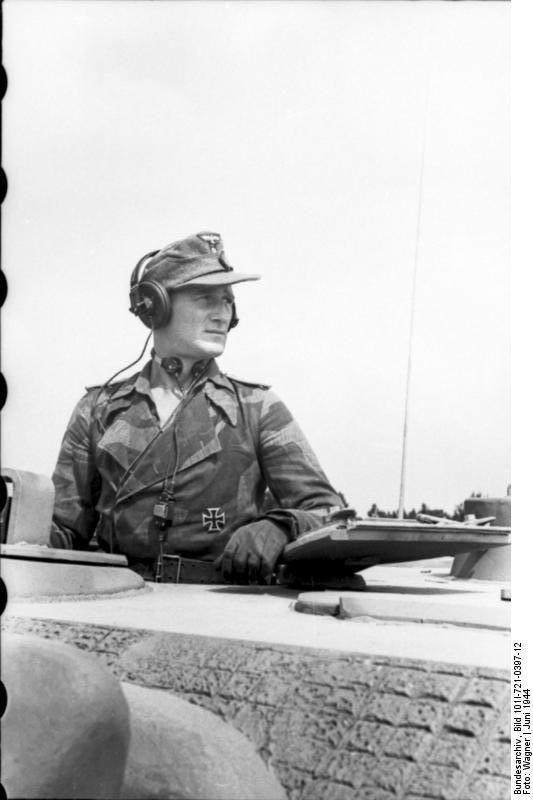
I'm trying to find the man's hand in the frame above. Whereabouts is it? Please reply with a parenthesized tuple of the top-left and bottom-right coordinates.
(216, 520, 289, 585)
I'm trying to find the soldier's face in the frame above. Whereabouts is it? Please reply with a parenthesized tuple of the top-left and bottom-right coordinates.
(156, 284, 235, 359)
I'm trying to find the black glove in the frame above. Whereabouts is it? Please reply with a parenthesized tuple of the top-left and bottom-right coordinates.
(216, 520, 290, 585)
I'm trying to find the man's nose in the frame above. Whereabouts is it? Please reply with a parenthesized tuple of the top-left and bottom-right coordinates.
(211, 300, 232, 322)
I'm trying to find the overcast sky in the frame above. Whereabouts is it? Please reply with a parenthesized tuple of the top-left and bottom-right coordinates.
(2, 0, 510, 517)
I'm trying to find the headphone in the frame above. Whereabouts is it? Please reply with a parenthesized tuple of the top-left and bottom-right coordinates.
(128, 250, 239, 330)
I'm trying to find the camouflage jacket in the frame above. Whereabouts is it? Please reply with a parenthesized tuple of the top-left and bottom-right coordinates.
(51, 359, 343, 560)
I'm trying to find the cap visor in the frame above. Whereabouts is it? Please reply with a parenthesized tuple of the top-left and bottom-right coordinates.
(178, 271, 261, 287)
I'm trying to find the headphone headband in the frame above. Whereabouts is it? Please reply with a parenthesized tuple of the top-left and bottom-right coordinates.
(130, 250, 160, 289)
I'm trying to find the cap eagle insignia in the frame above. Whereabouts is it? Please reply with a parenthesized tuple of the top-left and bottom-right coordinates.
(197, 232, 221, 253)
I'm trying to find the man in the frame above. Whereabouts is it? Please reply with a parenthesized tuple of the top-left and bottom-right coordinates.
(50, 231, 344, 584)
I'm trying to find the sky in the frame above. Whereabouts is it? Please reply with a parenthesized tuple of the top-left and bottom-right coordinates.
(2, 0, 510, 518)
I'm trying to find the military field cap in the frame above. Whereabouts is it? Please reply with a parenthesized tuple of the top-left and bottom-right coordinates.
(141, 232, 260, 290)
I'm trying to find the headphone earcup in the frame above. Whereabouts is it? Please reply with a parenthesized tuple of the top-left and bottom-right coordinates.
(229, 304, 239, 330)
(130, 280, 172, 329)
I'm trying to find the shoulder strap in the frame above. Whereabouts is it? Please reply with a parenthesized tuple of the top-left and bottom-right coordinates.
(85, 379, 126, 395)
(225, 375, 271, 391)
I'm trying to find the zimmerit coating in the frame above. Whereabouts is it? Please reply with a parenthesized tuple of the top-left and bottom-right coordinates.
(3, 616, 511, 800)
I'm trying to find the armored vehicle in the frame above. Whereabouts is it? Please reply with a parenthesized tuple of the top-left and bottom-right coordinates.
(1, 469, 512, 800)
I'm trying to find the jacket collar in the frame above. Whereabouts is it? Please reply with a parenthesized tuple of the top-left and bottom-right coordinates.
(98, 358, 240, 425)
(106, 358, 240, 425)
(99, 361, 153, 404)
(203, 362, 240, 426)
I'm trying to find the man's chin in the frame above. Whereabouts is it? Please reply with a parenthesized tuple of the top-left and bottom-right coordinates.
(194, 339, 226, 358)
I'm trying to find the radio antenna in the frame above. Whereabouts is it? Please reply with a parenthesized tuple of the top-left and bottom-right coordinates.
(398, 80, 429, 519)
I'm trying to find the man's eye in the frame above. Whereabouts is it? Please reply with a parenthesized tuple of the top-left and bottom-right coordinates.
(195, 293, 232, 306)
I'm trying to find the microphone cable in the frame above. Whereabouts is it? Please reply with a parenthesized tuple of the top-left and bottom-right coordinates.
(92, 331, 153, 417)
(88, 330, 153, 554)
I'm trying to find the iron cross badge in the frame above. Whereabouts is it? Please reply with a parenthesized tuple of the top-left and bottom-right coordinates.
(202, 507, 226, 532)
